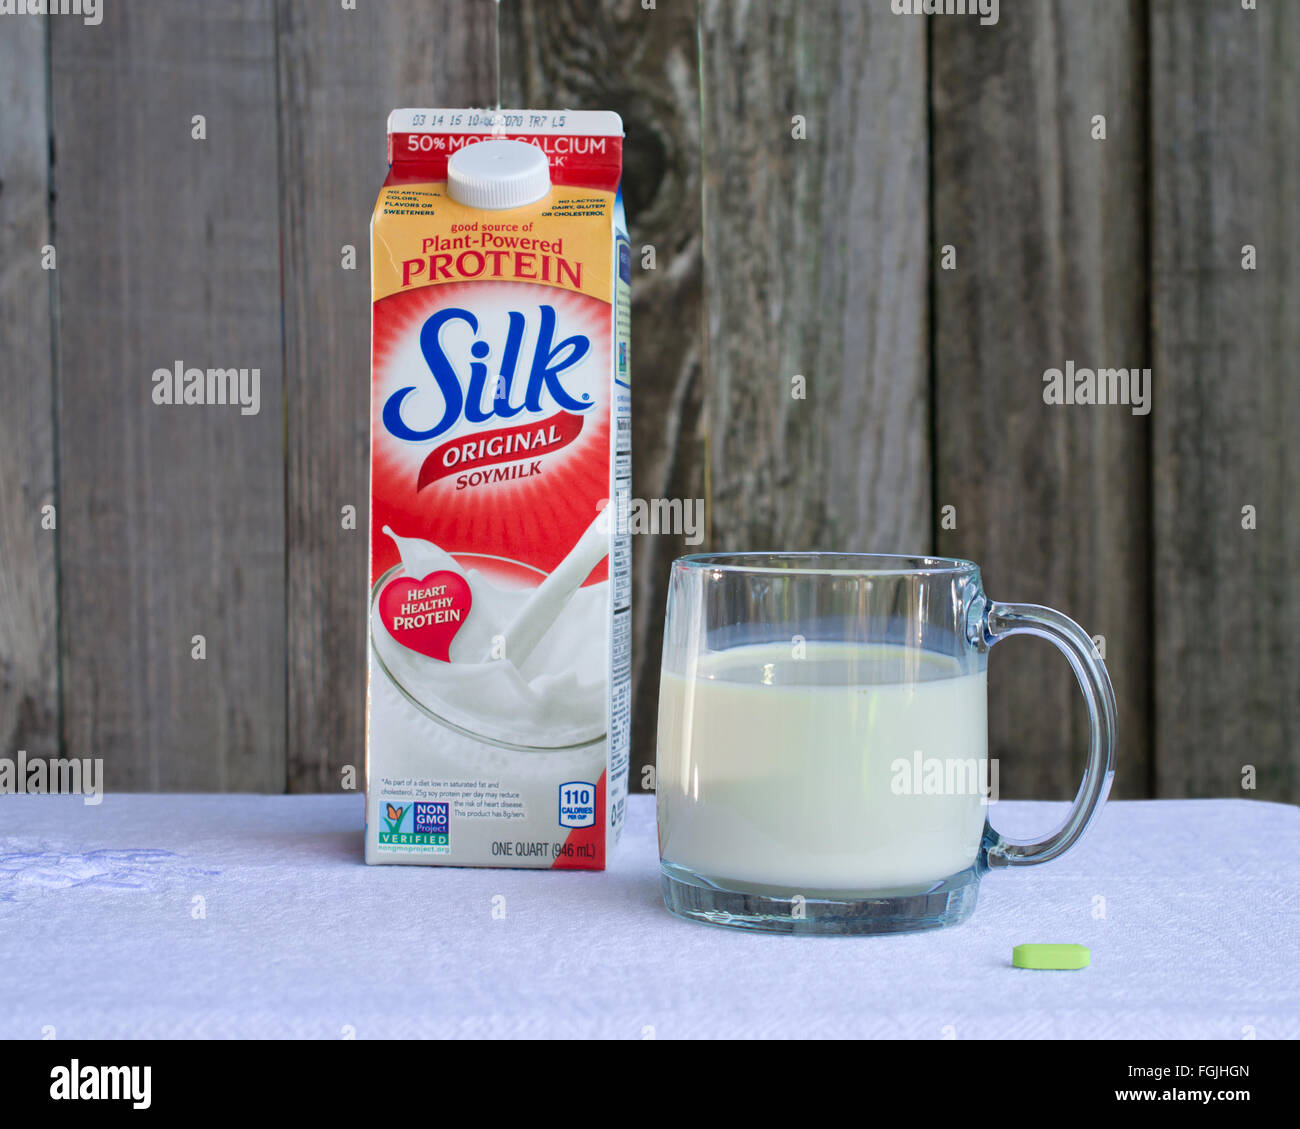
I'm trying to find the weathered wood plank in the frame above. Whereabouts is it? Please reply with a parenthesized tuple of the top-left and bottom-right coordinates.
(278, 0, 497, 793)
(0, 22, 59, 762)
(700, 0, 930, 548)
(1150, 0, 1299, 800)
(500, 0, 703, 794)
(931, 0, 1150, 798)
(51, 2, 285, 790)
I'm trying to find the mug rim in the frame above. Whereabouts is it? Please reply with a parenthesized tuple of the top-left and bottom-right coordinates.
(673, 551, 980, 577)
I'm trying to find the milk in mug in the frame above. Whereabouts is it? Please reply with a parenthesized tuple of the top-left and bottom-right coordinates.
(366, 110, 630, 868)
(657, 643, 989, 891)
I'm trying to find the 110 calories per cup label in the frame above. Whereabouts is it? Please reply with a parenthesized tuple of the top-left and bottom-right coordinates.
(558, 782, 597, 829)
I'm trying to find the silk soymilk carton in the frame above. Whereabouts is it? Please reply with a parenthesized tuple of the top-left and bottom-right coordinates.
(366, 110, 630, 868)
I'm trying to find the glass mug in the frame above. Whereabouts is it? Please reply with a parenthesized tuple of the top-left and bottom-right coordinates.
(656, 553, 1116, 934)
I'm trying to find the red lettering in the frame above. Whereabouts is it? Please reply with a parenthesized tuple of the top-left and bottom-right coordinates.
(558, 258, 581, 288)
(456, 250, 485, 277)
(401, 258, 426, 287)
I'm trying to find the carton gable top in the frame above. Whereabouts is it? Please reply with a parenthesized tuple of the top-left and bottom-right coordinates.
(386, 108, 624, 191)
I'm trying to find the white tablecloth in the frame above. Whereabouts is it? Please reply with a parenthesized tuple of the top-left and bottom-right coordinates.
(0, 793, 1295, 1039)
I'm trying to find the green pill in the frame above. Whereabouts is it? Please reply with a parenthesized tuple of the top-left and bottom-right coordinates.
(1012, 943, 1090, 970)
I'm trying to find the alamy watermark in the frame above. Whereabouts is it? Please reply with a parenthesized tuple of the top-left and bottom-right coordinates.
(609, 494, 704, 545)
(152, 361, 261, 416)
(891, 750, 999, 802)
(50, 1061, 150, 1110)
(1043, 361, 1151, 416)
(0, 0, 102, 25)
(1, 750, 103, 805)
(891, 0, 999, 27)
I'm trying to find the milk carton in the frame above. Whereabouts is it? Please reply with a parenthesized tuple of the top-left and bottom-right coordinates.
(366, 110, 630, 868)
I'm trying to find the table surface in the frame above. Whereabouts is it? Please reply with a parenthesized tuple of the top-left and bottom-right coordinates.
(0, 793, 1296, 1039)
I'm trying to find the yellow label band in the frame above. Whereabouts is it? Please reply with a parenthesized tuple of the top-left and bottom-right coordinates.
(372, 183, 613, 304)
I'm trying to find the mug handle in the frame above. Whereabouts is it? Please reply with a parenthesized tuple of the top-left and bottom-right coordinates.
(975, 601, 1117, 867)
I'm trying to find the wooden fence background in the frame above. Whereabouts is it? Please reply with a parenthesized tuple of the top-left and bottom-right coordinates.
(0, 0, 1295, 801)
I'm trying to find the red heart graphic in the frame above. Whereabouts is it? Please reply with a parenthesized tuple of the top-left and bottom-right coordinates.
(378, 570, 472, 662)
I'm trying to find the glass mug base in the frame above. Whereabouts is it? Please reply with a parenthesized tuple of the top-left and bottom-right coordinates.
(660, 860, 982, 936)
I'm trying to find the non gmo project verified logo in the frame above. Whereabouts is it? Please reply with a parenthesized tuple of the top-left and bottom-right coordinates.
(379, 801, 450, 846)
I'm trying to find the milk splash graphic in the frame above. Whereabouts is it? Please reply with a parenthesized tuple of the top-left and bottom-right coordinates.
(366, 111, 630, 869)
(372, 515, 610, 749)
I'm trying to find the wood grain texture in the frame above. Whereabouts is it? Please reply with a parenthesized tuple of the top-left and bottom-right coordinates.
(1150, 0, 1299, 800)
(2, 0, 1292, 804)
(0, 22, 59, 761)
(699, 1, 931, 553)
(500, 0, 703, 794)
(931, 0, 1151, 799)
(51, 2, 285, 789)
(277, 0, 497, 793)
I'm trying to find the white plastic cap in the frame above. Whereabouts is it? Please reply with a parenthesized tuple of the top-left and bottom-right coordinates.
(447, 140, 551, 210)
